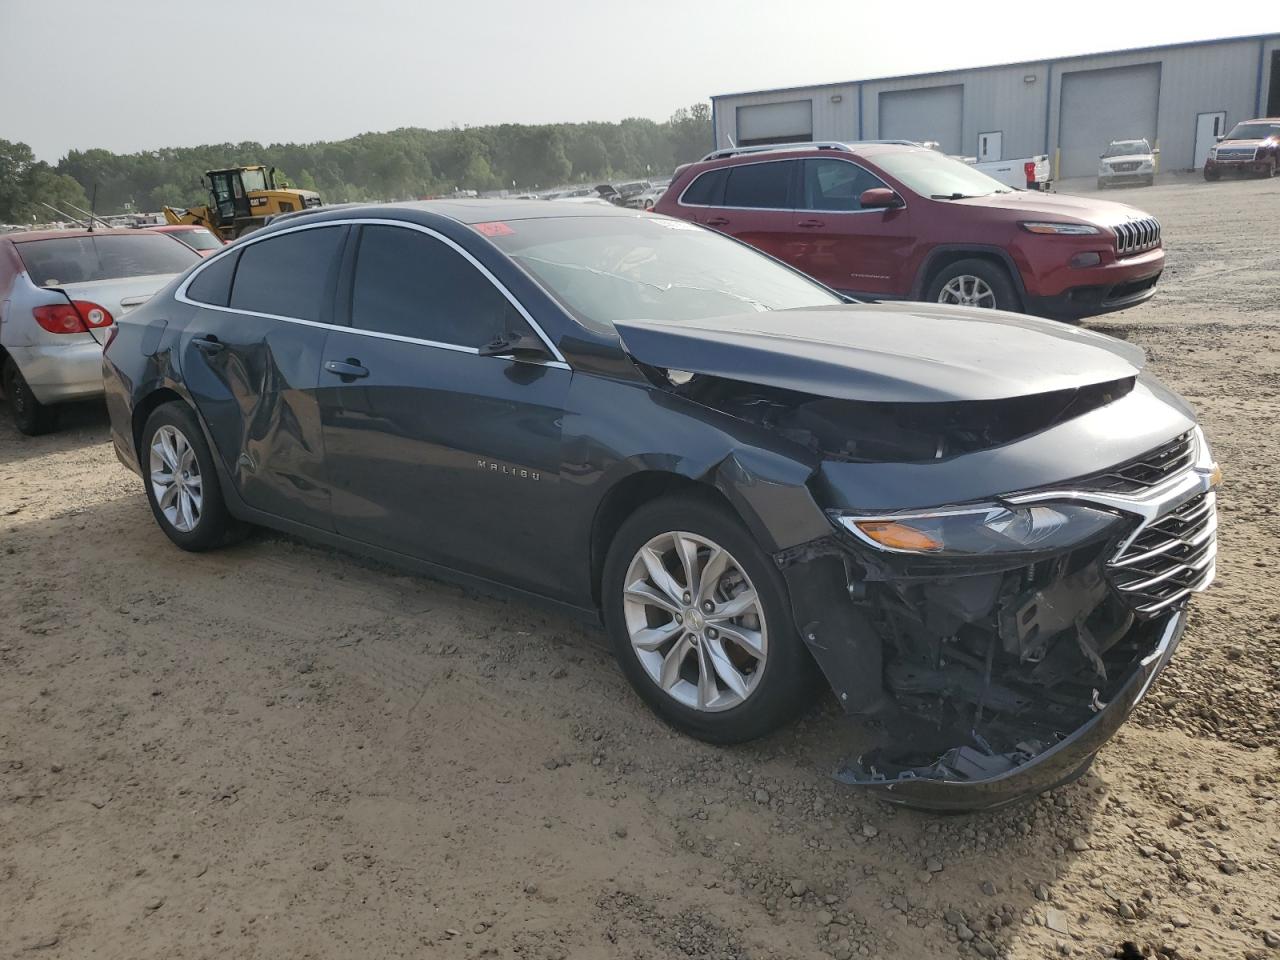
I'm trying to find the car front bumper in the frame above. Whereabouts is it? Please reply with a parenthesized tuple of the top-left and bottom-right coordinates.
(1098, 170, 1154, 186)
(834, 610, 1184, 810)
(6, 339, 107, 404)
(1204, 157, 1272, 176)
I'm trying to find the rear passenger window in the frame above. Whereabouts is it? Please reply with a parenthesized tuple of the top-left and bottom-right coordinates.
(799, 158, 887, 211)
(229, 226, 345, 321)
(723, 160, 796, 209)
(185, 249, 240, 306)
(680, 168, 727, 206)
(350, 225, 527, 349)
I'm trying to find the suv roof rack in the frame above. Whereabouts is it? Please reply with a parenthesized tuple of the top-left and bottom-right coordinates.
(699, 140, 922, 162)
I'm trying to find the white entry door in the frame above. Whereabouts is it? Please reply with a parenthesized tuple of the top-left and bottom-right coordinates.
(1194, 112, 1227, 169)
(977, 131, 1002, 162)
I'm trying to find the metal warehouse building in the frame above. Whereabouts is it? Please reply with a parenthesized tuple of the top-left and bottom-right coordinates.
(711, 33, 1280, 179)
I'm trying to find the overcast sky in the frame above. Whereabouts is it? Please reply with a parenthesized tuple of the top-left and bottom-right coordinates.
(3, 1, 1276, 161)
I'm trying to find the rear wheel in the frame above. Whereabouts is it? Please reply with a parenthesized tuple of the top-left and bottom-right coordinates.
(2, 357, 58, 436)
(926, 258, 1020, 312)
(602, 494, 818, 744)
(141, 402, 243, 551)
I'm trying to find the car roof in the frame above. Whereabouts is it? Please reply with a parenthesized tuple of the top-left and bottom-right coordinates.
(274, 198, 645, 227)
(8, 227, 163, 244)
(150, 224, 207, 232)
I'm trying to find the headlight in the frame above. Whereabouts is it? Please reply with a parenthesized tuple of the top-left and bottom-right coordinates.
(837, 503, 1121, 556)
(1208, 146, 1218, 159)
(1020, 221, 1100, 235)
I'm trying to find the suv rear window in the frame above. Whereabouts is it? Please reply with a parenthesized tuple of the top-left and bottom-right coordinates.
(723, 160, 796, 209)
(18, 234, 200, 287)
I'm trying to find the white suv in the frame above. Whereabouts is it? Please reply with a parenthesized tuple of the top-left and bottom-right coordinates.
(1098, 139, 1157, 189)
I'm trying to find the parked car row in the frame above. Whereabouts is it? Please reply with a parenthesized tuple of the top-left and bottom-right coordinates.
(90, 198, 1218, 810)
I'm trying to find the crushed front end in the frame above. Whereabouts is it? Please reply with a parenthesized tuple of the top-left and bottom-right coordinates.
(780, 429, 1220, 811)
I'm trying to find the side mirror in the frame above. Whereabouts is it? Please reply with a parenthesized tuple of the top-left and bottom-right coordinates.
(860, 187, 904, 210)
(1215, 135, 1224, 142)
(478, 331, 551, 361)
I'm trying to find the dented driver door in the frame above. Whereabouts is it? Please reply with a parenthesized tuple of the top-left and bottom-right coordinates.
(177, 224, 348, 531)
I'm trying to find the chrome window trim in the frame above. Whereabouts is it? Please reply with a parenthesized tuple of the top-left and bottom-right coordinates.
(174, 216, 568, 366)
(677, 155, 903, 215)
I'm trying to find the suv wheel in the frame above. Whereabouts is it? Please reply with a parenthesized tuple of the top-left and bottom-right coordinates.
(602, 494, 818, 744)
(141, 402, 244, 551)
(927, 259, 1020, 312)
(1204, 168, 1220, 182)
(2, 357, 58, 436)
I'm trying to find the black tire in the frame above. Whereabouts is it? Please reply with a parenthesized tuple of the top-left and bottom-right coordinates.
(925, 257, 1021, 313)
(1096, 178, 1106, 190)
(1143, 175, 1155, 187)
(2, 356, 59, 436)
(140, 401, 244, 551)
(1204, 169, 1220, 182)
(602, 492, 819, 744)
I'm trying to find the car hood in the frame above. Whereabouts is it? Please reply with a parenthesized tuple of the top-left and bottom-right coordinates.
(613, 303, 1146, 403)
(1101, 154, 1153, 163)
(1217, 139, 1271, 150)
(953, 189, 1151, 228)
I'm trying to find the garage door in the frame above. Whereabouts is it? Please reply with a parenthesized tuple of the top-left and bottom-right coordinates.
(736, 100, 813, 147)
(1058, 63, 1160, 178)
(878, 85, 963, 154)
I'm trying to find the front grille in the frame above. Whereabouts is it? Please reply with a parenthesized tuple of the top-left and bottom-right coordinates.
(1108, 492, 1217, 616)
(1110, 162, 1140, 172)
(1075, 431, 1196, 494)
(1113, 216, 1161, 257)
(1215, 146, 1257, 161)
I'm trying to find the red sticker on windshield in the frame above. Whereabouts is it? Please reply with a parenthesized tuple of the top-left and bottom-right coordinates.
(473, 221, 515, 237)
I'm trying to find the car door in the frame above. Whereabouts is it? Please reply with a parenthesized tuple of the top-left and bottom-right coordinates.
(316, 222, 573, 598)
(791, 158, 914, 298)
(177, 224, 346, 530)
(702, 159, 799, 264)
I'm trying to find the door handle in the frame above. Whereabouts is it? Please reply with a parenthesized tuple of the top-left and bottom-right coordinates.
(324, 359, 369, 380)
(192, 335, 224, 354)
(797, 219, 825, 228)
(705, 217, 730, 227)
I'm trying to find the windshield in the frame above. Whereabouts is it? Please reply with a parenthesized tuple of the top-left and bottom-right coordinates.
(1105, 140, 1150, 156)
(1224, 122, 1280, 141)
(170, 228, 223, 251)
(871, 149, 1011, 199)
(18, 234, 200, 286)
(240, 168, 269, 192)
(485, 215, 842, 333)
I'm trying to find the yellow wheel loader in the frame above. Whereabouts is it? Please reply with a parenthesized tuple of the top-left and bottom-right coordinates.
(163, 165, 321, 240)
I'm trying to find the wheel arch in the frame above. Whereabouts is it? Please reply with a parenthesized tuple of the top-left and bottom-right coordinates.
(131, 386, 188, 463)
(912, 244, 1029, 306)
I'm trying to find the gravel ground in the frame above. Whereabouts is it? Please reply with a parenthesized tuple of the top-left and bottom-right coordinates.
(1, 174, 1278, 960)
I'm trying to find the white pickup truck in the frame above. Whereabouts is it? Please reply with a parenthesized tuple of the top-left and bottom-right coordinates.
(963, 155, 1054, 191)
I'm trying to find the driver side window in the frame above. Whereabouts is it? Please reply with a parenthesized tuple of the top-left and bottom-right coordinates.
(798, 158, 886, 212)
(350, 225, 531, 349)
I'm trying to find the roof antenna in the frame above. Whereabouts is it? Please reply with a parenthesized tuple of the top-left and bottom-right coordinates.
(88, 184, 98, 231)
(62, 199, 114, 231)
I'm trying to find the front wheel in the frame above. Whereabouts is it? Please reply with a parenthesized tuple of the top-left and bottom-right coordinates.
(2, 357, 58, 436)
(926, 258, 1020, 312)
(602, 493, 819, 744)
(1204, 168, 1220, 182)
(141, 402, 244, 551)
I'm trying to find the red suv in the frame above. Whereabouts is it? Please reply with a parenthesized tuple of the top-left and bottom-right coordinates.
(653, 142, 1164, 321)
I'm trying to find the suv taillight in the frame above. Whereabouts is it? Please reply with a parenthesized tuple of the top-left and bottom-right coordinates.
(32, 300, 114, 334)
(1024, 161, 1037, 186)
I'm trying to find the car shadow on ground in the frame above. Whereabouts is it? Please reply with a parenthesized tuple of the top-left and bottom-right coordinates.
(0, 400, 112, 466)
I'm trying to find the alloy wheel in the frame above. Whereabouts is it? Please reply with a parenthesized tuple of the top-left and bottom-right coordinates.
(622, 531, 767, 712)
(938, 274, 997, 308)
(149, 424, 204, 533)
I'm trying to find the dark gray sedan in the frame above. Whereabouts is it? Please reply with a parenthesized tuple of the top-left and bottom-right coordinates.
(102, 200, 1219, 809)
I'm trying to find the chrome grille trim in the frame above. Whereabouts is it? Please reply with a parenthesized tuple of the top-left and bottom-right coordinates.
(1107, 491, 1218, 615)
(1114, 216, 1161, 257)
(1073, 431, 1196, 494)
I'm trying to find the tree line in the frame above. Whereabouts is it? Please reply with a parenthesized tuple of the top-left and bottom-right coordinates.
(0, 104, 711, 222)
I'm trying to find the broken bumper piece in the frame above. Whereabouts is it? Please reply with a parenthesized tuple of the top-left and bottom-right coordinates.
(834, 610, 1185, 811)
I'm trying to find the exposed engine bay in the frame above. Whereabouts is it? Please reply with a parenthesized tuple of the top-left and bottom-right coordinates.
(667, 371, 1136, 463)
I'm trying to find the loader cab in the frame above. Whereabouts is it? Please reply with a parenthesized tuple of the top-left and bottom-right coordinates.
(207, 169, 252, 222)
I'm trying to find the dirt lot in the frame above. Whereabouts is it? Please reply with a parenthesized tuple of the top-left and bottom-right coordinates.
(2, 174, 1278, 960)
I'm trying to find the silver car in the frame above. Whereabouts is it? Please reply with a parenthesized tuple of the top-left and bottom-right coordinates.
(0, 228, 199, 434)
(1098, 139, 1157, 189)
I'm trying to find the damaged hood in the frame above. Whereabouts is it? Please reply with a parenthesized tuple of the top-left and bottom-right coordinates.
(614, 303, 1145, 403)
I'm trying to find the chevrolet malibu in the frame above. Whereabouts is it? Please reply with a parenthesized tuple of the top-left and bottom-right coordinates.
(102, 201, 1219, 809)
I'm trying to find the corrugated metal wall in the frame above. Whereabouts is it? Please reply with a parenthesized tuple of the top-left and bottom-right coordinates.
(711, 34, 1280, 175)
